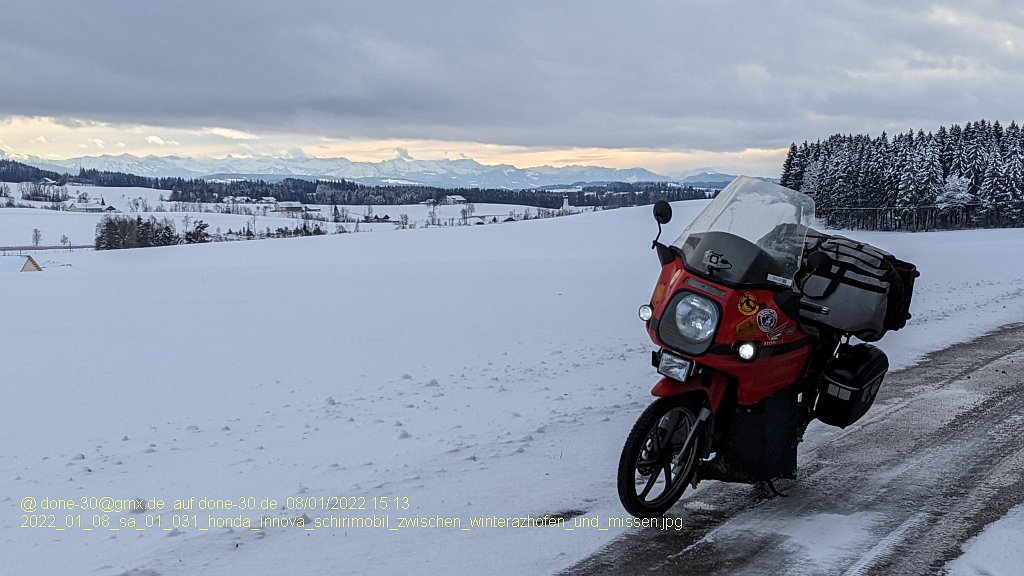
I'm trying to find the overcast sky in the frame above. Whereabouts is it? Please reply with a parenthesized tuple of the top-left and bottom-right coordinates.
(1, 0, 1022, 176)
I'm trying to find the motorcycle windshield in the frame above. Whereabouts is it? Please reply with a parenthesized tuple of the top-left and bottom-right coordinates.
(671, 176, 815, 288)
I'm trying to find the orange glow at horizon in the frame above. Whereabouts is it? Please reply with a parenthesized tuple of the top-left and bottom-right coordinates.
(1, 116, 787, 176)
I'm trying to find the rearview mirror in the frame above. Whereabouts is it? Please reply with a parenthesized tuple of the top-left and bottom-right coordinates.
(653, 200, 672, 225)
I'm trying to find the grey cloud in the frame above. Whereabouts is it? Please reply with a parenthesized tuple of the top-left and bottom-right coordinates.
(1, 0, 1022, 153)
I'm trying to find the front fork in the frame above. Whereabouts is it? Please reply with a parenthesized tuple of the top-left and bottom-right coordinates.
(671, 406, 712, 469)
(652, 367, 729, 471)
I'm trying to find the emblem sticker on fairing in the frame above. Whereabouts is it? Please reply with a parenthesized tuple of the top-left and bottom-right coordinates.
(738, 292, 759, 316)
(756, 308, 778, 333)
(757, 308, 792, 342)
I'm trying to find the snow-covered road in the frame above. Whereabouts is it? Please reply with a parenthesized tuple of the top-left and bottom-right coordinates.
(563, 322, 1024, 575)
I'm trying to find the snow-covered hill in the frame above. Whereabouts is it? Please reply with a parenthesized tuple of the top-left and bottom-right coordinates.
(2, 202, 1023, 575)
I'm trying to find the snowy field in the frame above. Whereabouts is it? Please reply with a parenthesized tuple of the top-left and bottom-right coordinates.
(0, 183, 554, 247)
(0, 207, 405, 248)
(2, 198, 1024, 575)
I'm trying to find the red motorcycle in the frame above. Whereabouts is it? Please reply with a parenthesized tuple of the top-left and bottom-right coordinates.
(618, 176, 917, 518)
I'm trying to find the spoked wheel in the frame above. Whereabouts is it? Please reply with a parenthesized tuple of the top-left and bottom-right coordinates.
(617, 396, 704, 518)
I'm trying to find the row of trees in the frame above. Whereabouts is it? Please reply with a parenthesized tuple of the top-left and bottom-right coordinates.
(576, 182, 711, 207)
(95, 216, 183, 250)
(780, 119, 1024, 230)
(172, 179, 708, 210)
(19, 181, 71, 203)
(94, 215, 337, 250)
(0, 159, 63, 183)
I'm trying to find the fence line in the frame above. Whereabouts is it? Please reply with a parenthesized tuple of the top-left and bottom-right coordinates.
(817, 204, 1024, 231)
(0, 245, 93, 255)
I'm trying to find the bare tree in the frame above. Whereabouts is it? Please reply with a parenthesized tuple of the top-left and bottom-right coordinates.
(32, 228, 42, 246)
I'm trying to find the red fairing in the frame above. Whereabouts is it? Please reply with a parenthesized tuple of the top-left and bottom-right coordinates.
(648, 266, 811, 406)
(714, 347, 810, 405)
(651, 372, 729, 411)
(648, 257, 685, 316)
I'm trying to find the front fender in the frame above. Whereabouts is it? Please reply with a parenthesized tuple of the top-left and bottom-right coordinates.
(650, 370, 730, 412)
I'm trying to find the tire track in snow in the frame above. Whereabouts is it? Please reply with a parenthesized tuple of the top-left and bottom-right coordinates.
(840, 512, 929, 576)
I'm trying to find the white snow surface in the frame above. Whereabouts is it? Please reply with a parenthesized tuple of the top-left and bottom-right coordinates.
(2, 198, 1024, 575)
(946, 505, 1024, 576)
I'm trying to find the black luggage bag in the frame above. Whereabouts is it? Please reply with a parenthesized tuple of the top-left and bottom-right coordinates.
(798, 235, 920, 341)
(815, 343, 889, 429)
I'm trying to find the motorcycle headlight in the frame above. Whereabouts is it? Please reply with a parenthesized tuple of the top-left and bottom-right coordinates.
(656, 291, 721, 355)
(674, 293, 719, 342)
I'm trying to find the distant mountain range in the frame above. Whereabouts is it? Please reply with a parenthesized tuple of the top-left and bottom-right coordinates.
(673, 170, 743, 188)
(1, 151, 740, 189)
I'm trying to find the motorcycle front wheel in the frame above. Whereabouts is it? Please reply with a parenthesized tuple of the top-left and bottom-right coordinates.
(617, 396, 702, 518)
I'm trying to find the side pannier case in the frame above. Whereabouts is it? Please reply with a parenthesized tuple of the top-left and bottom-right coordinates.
(797, 236, 919, 341)
(815, 344, 889, 428)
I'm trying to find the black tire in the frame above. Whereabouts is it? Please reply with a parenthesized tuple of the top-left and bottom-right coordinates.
(617, 396, 703, 518)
